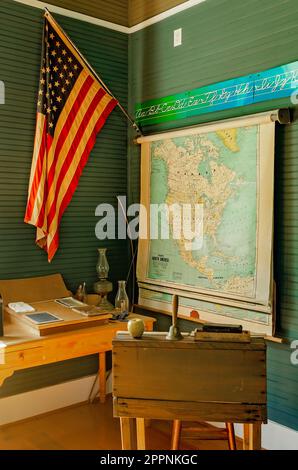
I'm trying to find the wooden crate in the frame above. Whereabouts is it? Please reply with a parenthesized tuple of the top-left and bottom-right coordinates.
(113, 334, 267, 423)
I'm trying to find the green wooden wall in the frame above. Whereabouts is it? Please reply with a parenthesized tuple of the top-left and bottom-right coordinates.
(0, 0, 128, 396)
(129, 0, 298, 430)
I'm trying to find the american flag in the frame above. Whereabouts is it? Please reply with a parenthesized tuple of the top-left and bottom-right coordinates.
(24, 13, 117, 262)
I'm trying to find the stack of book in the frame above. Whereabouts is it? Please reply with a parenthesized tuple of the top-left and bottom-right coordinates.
(192, 323, 251, 342)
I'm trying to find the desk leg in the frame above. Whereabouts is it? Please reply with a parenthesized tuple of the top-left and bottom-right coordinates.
(99, 352, 106, 403)
(171, 420, 182, 450)
(136, 418, 147, 450)
(243, 424, 249, 450)
(226, 423, 237, 450)
(243, 424, 262, 450)
(120, 418, 137, 450)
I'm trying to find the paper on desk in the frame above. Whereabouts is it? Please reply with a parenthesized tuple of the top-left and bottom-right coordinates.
(8, 302, 35, 313)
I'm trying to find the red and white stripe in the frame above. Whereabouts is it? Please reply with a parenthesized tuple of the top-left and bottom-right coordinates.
(24, 17, 117, 262)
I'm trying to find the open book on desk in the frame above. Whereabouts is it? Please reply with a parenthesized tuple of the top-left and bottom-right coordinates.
(72, 305, 114, 317)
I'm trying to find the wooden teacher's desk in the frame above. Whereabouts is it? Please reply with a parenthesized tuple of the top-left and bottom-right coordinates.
(0, 314, 155, 403)
(0, 273, 155, 401)
(113, 333, 267, 450)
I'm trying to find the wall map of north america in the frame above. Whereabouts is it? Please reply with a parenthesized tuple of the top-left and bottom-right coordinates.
(148, 125, 258, 299)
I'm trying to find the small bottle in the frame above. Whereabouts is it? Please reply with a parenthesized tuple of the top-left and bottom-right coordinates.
(81, 282, 87, 303)
(115, 280, 129, 312)
(75, 283, 86, 302)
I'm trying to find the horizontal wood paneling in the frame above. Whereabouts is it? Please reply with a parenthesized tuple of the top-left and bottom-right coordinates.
(44, 0, 129, 26)
(40, 0, 188, 27)
(129, 0, 298, 430)
(129, 0, 187, 26)
(0, 0, 128, 394)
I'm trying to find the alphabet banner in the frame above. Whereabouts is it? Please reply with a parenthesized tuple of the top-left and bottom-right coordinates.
(135, 61, 298, 126)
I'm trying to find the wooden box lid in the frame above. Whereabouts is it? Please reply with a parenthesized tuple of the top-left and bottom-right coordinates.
(6, 300, 111, 336)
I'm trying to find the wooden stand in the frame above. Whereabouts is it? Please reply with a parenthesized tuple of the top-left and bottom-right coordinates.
(171, 420, 237, 450)
(113, 334, 267, 450)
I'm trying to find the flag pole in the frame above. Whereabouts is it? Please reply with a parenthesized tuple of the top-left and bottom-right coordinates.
(44, 8, 143, 136)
